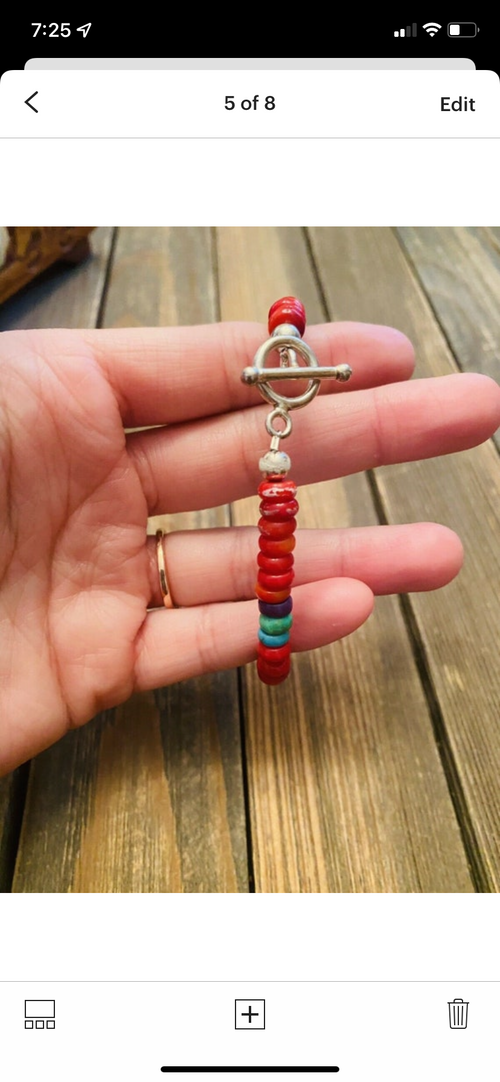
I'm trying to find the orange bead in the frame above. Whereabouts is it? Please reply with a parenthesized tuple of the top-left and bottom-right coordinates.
(255, 583, 291, 604)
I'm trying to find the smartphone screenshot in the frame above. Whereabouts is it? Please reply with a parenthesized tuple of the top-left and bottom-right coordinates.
(0, 23, 499, 1082)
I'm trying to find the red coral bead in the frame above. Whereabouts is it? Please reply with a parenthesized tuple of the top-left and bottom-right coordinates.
(258, 517, 296, 539)
(257, 643, 290, 666)
(258, 479, 297, 501)
(255, 584, 291, 604)
(257, 657, 291, 684)
(268, 296, 306, 337)
(257, 569, 294, 591)
(259, 499, 299, 520)
(258, 535, 296, 555)
(257, 553, 294, 573)
(258, 658, 290, 675)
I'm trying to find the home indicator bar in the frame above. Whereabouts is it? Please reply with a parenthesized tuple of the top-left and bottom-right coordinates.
(160, 1069, 340, 1076)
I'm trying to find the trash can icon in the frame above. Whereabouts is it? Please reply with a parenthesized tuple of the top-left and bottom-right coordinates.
(448, 998, 468, 1029)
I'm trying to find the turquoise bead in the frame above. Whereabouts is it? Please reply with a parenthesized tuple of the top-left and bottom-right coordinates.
(258, 629, 290, 648)
(259, 614, 293, 635)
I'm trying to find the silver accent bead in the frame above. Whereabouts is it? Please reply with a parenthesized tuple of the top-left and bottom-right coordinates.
(259, 449, 291, 475)
(271, 323, 302, 339)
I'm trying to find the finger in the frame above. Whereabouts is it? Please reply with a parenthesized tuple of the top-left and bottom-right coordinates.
(135, 578, 374, 690)
(130, 372, 500, 513)
(147, 523, 464, 608)
(77, 321, 414, 425)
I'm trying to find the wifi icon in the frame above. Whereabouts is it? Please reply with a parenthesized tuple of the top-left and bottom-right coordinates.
(423, 21, 442, 35)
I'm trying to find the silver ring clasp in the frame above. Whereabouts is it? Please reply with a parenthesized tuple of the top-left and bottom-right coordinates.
(241, 320, 352, 442)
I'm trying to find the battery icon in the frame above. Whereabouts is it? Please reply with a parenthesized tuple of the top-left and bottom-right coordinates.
(447, 22, 479, 36)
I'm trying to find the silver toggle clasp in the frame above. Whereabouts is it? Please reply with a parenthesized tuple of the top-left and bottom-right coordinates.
(242, 333, 352, 411)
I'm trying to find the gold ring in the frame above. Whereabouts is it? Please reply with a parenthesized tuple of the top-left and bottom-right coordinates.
(155, 529, 177, 609)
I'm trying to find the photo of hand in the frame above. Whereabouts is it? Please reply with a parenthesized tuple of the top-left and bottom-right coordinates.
(0, 226, 499, 894)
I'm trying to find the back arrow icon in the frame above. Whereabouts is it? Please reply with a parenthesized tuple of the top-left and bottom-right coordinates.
(25, 92, 38, 113)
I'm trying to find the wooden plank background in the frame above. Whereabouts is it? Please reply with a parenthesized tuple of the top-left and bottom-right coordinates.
(0, 226, 499, 893)
(309, 228, 500, 890)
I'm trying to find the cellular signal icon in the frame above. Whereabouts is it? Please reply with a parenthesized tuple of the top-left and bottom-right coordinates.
(394, 23, 417, 36)
(423, 21, 442, 35)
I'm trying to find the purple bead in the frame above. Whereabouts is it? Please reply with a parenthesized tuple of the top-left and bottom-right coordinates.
(258, 597, 293, 618)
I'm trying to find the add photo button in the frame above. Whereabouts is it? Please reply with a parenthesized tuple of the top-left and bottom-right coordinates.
(235, 999, 265, 1030)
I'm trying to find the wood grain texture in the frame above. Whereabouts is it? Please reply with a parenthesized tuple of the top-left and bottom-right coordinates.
(309, 226, 500, 889)
(397, 227, 500, 450)
(217, 227, 473, 892)
(12, 227, 248, 893)
(102, 227, 218, 329)
(0, 768, 28, 891)
(15, 686, 244, 893)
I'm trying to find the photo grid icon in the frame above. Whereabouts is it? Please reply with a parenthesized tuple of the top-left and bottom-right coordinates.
(24, 1000, 56, 1030)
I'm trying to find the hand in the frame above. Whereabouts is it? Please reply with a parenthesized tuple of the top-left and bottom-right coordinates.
(1, 322, 499, 774)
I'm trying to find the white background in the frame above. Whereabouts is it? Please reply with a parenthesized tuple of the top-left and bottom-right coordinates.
(2, 137, 500, 224)
(2, 894, 499, 979)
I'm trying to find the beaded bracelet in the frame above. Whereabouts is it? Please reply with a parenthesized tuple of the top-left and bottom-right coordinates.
(241, 297, 353, 685)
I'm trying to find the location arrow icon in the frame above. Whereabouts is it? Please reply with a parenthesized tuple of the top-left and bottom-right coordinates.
(25, 92, 38, 113)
